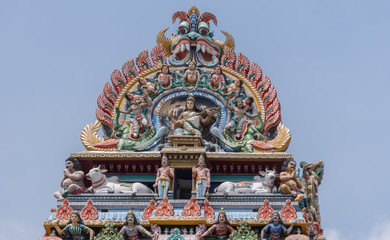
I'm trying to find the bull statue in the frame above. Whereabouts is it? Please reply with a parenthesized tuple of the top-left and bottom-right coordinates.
(86, 165, 153, 194)
(214, 169, 278, 194)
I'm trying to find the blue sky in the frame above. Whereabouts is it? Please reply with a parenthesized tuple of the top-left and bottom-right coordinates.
(0, 1, 389, 239)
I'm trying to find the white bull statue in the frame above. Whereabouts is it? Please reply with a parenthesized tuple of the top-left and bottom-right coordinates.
(214, 169, 278, 194)
(86, 165, 153, 194)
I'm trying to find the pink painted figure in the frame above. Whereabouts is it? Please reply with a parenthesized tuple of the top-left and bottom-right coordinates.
(138, 77, 156, 95)
(225, 79, 242, 97)
(153, 154, 174, 197)
(183, 61, 200, 86)
(192, 154, 211, 198)
(54, 157, 85, 200)
(120, 92, 152, 138)
(210, 66, 226, 90)
(157, 65, 173, 88)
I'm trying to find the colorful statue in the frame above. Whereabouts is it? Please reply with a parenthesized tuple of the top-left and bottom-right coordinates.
(198, 208, 234, 239)
(54, 157, 85, 200)
(183, 61, 200, 86)
(192, 154, 211, 197)
(138, 77, 156, 96)
(153, 154, 174, 197)
(119, 208, 158, 240)
(53, 210, 94, 240)
(156, 65, 173, 88)
(280, 159, 304, 202)
(225, 79, 242, 97)
(170, 94, 218, 136)
(120, 92, 152, 138)
(210, 66, 226, 90)
(225, 98, 257, 139)
(260, 211, 294, 240)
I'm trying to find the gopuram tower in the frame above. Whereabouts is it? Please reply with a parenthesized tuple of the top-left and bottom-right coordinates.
(40, 6, 326, 240)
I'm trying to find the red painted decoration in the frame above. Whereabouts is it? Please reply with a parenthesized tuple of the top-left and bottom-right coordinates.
(280, 200, 296, 220)
(201, 199, 215, 219)
(182, 196, 201, 216)
(143, 200, 157, 220)
(56, 198, 73, 220)
(257, 199, 273, 220)
(81, 198, 98, 220)
(156, 197, 174, 216)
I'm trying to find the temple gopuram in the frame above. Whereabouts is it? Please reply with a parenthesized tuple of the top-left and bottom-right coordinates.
(40, 6, 326, 240)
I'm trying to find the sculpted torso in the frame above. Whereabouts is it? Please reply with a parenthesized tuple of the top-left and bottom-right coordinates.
(62, 170, 84, 187)
(158, 73, 172, 87)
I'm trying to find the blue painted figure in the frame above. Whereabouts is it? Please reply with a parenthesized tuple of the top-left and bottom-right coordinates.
(261, 211, 294, 240)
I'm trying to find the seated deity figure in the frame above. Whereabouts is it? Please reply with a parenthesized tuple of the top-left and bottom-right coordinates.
(53, 211, 94, 240)
(169, 94, 218, 136)
(261, 211, 294, 240)
(183, 61, 200, 86)
(54, 157, 85, 200)
(210, 66, 226, 90)
(280, 159, 305, 202)
(153, 154, 174, 197)
(192, 154, 211, 198)
(138, 77, 156, 96)
(120, 208, 158, 240)
(198, 208, 235, 239)
(225, 98, 257, 139)
(120, 92, 152, 138)
(156, 65, 173, 89)
(225, 79, 243, 97)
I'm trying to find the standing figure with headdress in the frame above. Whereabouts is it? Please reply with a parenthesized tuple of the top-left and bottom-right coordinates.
(198, 208, 234, 239)
(192, 154, 211, 198)
(120, 208, 158, 240)
(156, 65, 173, 89)
(153, 154, 174, 197)
(170, 95, 218, 136)
(183, 61, 200, 86)
(261, 211, 294, 240)
(53, 211, 94, 240)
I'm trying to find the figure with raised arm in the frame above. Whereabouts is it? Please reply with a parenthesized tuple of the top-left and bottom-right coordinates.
(120, 92, 152, 138)
(183, 61, 200, 86)
(261, 211, 294, 240)
(153, 154, 174, 197)
(198, 208, 234, 239)
(225, 98, 257, 139)
(120, 208, 158, 240)
(53, 211, 94, 240)
(157, 65, 173, 89)
(192, 154, 211, 198)
(54, 157, 85, 200)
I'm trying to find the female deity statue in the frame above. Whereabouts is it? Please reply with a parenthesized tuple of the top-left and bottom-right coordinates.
(260, 211, 294, 240)
(169, 95, 219, 136)
(153, 154, 174, 197)
(120, 209, 158, 240)
(198, 208, 234, 239)
(183, 61, 200, 86)
(210, 66, 226, 90)
(53, 211, 94, 240)
(156, 65, 173, 89)
(192, 154, 211, 198)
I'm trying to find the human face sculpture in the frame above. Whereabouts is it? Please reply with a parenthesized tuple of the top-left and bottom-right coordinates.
(218, 213, 226, 223)
(162, 66, 169, 74)
(272, 212, 280, 223)
(139, 78, 146, 85)
(162, 158, 168, 167)
(214, 67, 221, 75)
(198, 159, 205, 168)
(70, 213, 80, 224)
(287, 161, 296, 173)
(186, 100, 195, 111)
(65, 161, 74, 170)
(236, 99, 243, 108)
(126, 214, 135, 225)
(189, 62, 195, 70)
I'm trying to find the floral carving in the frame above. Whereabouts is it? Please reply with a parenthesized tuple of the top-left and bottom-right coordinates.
(182, 196, 201, 216)
(55, 198, 73, 220)
(280, 199, 296, 220)
(257, 199, 273, 220)
(81, 198, 98, 220)
(156, 197, 174, 216)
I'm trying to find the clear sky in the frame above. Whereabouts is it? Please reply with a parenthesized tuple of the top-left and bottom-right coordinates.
(0, 1, 389, 239)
